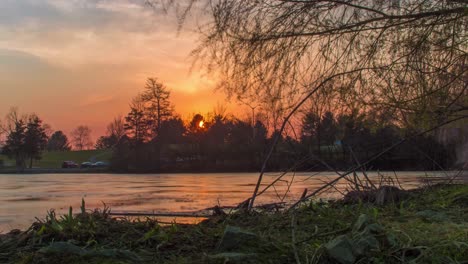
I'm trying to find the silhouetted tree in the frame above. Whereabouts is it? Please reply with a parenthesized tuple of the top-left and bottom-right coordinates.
(320, 112, 337, 146)
(141, 78, 173, 136)
(157, 117, 186, 144)
(71, 125, 93, 150)
(47, 131, 71, 151)
(301, 111, 320, 155)
(187, 114, 206, 142)
(24, 115, 48, 168)
(2, 119, 27, 169)
(124, 97, 151, 144)
(106, 116, 126, 142)
(95, 135, 118, 150)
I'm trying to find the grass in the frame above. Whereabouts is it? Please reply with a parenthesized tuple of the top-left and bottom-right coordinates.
(1, 184, 467, 263)
(0, 150, 112, 169)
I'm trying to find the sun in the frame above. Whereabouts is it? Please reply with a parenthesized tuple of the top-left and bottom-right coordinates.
(198, 120, 205, 128)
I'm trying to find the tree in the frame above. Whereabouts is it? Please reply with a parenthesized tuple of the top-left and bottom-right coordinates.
(320, 112, 337, 146)
(106, 116, 126, 142)
(71, 125, 93, 150)
(157, 117, 186, 144)
(124, 96, 151, 144)
(2, 119, 27, 169)
(95, 135, 118, 150)
(95, 116, 127, 150)
(47, 131, 71, 151)
(2, 110, 48, 169)
(184, 0, 466, 116)
(24, 115, 48, 168)
(0, 119, 6, 146)
(141, 78, 173, 136)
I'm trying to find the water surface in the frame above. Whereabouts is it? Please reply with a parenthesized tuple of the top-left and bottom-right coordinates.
(0, 171, 455, 232)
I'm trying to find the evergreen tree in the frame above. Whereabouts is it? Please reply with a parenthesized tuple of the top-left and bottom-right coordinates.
(124, 97, 151, 144)
(24, 115, 48, 168)
(141, 78, 173, 136)
(47, 131, 71, 151)
(2, 120, 27, 169)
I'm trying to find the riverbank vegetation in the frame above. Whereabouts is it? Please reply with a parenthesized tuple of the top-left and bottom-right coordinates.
(1, 184, 466, 263)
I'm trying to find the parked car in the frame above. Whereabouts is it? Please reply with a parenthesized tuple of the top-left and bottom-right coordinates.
(81, 162, 93, 168)
(92, 161, 109, 168)
(62, 161, 79, 168)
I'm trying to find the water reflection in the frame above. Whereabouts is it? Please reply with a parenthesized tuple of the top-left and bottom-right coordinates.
(0, 171, 456, 232)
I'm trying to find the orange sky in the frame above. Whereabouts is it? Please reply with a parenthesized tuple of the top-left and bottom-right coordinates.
(0, 0, 235, 140)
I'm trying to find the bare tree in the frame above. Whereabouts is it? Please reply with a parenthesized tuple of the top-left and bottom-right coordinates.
(0, 119, 5, 146)
(71, 125, 93, 150)
(106, 115, 126, 140)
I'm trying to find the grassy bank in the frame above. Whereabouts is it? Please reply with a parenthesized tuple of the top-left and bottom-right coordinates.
(0, 150, 111, 169)
(1, 184, 467, 263)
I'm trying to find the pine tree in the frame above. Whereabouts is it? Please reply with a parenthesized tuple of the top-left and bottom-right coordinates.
(24, 115, 48, 168)
(141, 78, 173, 136)
(2, 120, 27, 169)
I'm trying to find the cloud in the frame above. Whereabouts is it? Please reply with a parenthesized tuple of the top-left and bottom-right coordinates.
(0, 0, 220, 138)
(0, 0, 191, 65)
(79, 93, 118, 107)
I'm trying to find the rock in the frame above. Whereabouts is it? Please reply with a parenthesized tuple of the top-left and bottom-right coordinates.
(375, 186, 406, 205)
(344, 186, 408, 205)
(343, 190, 372, 204)
(325, 235, 356, 264)
(218, 226, 259, 252)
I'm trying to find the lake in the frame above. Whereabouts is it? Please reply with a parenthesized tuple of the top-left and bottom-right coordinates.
(0, 171, 459, 232)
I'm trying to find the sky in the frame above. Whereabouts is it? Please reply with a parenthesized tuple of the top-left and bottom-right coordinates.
(0, 0, 229, 139)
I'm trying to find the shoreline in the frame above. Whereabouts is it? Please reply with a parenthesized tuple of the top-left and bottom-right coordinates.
(0, 168, 110, 174)
(1, 168, 467, 175)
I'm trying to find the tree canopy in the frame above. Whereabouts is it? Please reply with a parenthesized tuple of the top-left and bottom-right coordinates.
(154, 0, 467, 129)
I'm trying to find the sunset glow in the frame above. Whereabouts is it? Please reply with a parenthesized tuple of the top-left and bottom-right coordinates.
(198, 120, 205, 128)
(0, 0, 226, 139)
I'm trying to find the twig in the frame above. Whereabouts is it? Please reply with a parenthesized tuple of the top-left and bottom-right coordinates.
(348, 146, 377, 190)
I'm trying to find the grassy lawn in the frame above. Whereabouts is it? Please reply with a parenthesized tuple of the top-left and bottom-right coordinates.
(0, 150, 112, 169)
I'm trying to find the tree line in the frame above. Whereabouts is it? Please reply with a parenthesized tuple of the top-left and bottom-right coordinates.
(0, 109, 96, 169)
(99, 78, 455, 172)
(0, 76, 457, 171)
